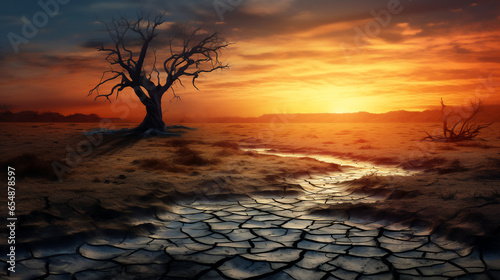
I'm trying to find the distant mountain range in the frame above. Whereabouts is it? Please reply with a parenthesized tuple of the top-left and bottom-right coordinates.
(2, 105, 500, 123)
(173, 105, 500, 123)
(0, 111, 126, 123)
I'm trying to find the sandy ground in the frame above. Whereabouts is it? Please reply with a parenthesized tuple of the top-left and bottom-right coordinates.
(1, 122, 500, 279)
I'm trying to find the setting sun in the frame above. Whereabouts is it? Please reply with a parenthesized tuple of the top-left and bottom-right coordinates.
(1, 0, 499, 121)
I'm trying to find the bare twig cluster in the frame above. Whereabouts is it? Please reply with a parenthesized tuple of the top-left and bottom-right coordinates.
(423, 98, 491, 142)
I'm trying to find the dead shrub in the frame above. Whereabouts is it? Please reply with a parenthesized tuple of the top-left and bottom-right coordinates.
(436, 160, 467, 174)
(136, 158, 186, 173)
(215, 149, 238, 157)
(166, 139, 204, 147)
(212, 141, 240, 150)
(399, 157, 447, 170)
(349, 172, 387, 187)
(438, 191, 457, 200)
(176, 147, 217, 166)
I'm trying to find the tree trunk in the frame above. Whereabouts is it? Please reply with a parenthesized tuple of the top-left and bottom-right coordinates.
(136, 101, 166, 133)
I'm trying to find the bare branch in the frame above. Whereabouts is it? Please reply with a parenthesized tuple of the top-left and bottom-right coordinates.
(160, 31, 230, 95)
(90, 13, 230, 133)
(185, 65, 229, 90)
(423, 98, 492, 142)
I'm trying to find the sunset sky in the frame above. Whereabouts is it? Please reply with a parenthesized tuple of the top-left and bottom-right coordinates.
(1, 0, 499, 121)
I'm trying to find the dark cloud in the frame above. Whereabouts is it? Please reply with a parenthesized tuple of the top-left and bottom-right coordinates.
(478, 56, 500, 64)
(388, 0, 500, 38)
(204, 0, 500, 42)
(0, 52, 107, 87)
(80, 40, 104, 49)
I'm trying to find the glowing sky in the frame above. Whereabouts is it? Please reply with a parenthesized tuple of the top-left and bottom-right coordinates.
(1, 0, 499, 121)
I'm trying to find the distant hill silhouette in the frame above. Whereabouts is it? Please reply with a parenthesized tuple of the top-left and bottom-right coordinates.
(170, 105, 500, 123)
(0, 111, 127, 123)
(3, 105, 499, 123)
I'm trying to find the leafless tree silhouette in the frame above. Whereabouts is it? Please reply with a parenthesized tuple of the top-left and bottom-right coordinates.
(424, 98, 491, 142)
(89, 14, 229, 135)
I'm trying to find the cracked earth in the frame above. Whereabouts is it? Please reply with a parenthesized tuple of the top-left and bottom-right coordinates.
(2, 171, 500, 279)
(2, 123, 500, 279)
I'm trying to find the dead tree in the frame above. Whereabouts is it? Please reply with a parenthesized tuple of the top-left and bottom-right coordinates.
(423, 98, 491, 142)
(89, 14, 229, 135)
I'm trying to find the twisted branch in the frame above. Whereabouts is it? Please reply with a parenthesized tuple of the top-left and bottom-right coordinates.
(423, 98, 492, 142)
(90, 14, 230, 105)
